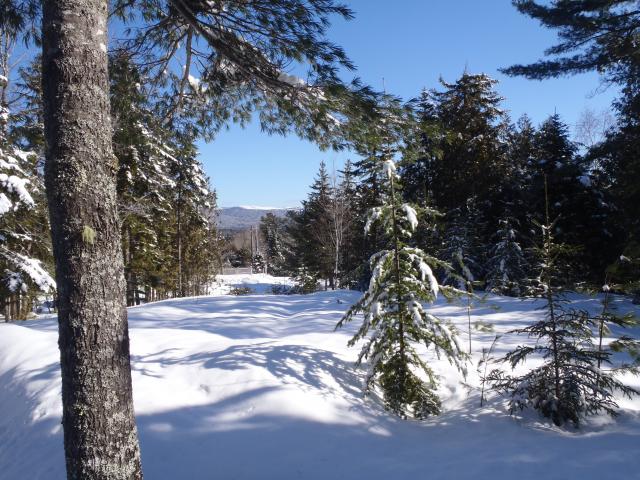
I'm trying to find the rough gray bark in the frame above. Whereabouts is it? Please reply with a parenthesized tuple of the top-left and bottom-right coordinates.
(42, 0, 143, 478)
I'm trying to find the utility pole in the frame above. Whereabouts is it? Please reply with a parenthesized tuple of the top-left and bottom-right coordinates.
(250, 226, 254, 273)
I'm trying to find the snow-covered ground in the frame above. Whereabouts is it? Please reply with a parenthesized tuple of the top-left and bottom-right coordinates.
(1, 275, 640, 479)
(209, 273, 295, 295)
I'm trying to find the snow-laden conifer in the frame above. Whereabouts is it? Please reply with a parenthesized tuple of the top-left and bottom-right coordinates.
(336, 148, 466, 419)
(0, 99, 55, 301)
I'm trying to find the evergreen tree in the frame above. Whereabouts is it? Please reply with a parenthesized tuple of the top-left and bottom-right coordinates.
(167, 138, 218, 297)
(490, 179, 638, 426)
(0, 62, 54, 320)
(504, 0, 639, 288)
(503, 0, 640, 87)
(588, 69, 640, 296)
(529, 114, 609, 282)
(400, 88, 442, 208)
(112, 0, 374, 146)
(259, 212, 289, 276)
(336, 132, 466, 419)
(111, 54, 175, 304)
(335, 159, 359, 287)
(286, 161, 335, 287)
(306, 160, 335, 286)
(485, 218, 528, 297)
(345, 94, 414, 289)
(399, 89, 445, 259)
(440, 198, 485, 289)
(429, 72, 510, 213)
(502, 114, 537, 231)
(251, 253, 266, 274)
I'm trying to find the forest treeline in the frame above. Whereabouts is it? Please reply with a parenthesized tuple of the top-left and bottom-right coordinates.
(4, 63, 639, 321)
(257, 73, 639, 300)
(1, 53, 221, 319)
(3, 4, 640, 321)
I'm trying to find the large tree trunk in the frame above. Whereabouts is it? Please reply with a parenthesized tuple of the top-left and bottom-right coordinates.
(42, 1, 143, 478)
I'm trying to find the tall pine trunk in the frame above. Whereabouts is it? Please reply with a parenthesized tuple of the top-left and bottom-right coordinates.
(42, 1, 143, 478)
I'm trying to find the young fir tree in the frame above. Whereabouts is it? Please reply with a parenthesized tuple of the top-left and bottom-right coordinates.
(336, 145, 466, 419)
(345, 94, 415, 289)
(489, 178, 638, 427)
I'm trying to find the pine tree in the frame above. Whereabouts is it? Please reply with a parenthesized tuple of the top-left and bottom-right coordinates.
(504, 0, 640, 290)
(400, 88, 442, 208)
(112, 0, 373, 146)
(399, 89, 445, 260)
(167, 138, 218, 297)
(503, 0, 640, 87)
(336, 134, 466, 419)
(490, 179, 638, 427)
(502, 115, 536, 227)
(306, 160, 335, 286)
(111, 54, 174, 304)
(251, 253, 266, 274)
(286, 161, 335, 287)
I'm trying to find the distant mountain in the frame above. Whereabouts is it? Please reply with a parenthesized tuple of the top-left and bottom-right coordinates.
(217, 206, 293, 231)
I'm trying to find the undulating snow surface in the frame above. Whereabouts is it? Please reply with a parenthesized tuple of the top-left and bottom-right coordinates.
(1, 275, 640, 479)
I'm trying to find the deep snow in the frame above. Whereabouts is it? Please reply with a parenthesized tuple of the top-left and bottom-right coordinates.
(1, 275, 640, 480)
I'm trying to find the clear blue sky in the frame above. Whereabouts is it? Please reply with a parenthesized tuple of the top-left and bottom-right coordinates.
(7, 2, 617, 208)
(202, 0, 617, 208)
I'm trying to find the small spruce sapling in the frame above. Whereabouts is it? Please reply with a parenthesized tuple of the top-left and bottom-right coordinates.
(592, 269, 640, 387)
(489, 178, 639, 426)
(336, 154, 466, 419)
(478, 335, 501, 407)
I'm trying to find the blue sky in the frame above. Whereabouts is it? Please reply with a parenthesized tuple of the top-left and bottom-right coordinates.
(202, 0, 618, 208)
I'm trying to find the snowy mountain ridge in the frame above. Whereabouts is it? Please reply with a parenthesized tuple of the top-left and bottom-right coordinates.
(217, 206, 295, 231)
